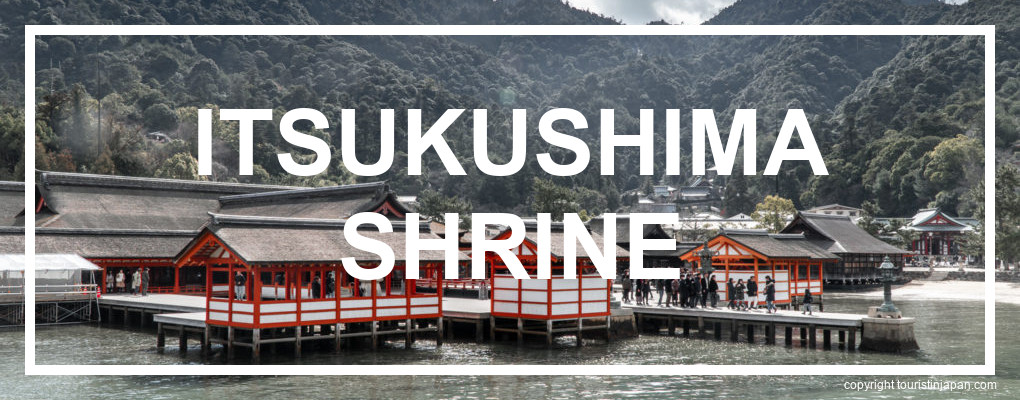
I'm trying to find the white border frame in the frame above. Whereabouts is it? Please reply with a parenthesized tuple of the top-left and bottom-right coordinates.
(23, 24, 995, 376)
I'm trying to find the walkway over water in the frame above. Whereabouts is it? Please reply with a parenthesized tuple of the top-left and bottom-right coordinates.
(623, 302, 863, 350)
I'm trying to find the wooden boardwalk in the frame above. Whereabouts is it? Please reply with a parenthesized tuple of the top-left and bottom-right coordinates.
(100, 294, 498, 358)
(624, 303, 862, 350)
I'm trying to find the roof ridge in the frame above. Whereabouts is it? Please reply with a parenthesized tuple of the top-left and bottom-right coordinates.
(0, 181, 25, 191)
(208, 212, 429, 232)
(38, 171, 300, 194)
(35, 228, 198, 236)
(218, 182, 388, 205)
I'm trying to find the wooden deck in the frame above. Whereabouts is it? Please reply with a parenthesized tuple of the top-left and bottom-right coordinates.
(624, 303, 862, 350)
(624, 304, 863, 328)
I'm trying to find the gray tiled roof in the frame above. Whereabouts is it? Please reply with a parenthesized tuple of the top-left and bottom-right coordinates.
(719, 230, 838, 260)
(189, 213, 464, 264)
(782, 212, 911, 255)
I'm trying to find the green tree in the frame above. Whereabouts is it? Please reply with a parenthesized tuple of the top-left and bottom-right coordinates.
(154, 152, 205, 181)
(416, 189, 472, 229)
(857, 200, 883, 236)
(531, 178, 578, 221)
(751, 195, 796, 233)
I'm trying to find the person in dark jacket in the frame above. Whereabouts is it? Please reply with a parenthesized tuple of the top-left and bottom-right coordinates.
(726, 278, 736, 309)
(734, 279, 746, 310)
(764, 276, 776, 313)
(708, 274, 719, 308)
(699, 274, 709, 308)
(663, 278, 674, 307)
(690, 273, 702, 308)
(803, 289, 814, 315)
(746, 277, 759, 310)
(621, 270, 632, 304)
(312, 276, 322, 299)
(656, 278, 666, 306)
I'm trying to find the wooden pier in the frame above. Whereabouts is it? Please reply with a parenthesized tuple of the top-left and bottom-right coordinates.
(626, 304, 861, 350)
(100, 294, 621, 359)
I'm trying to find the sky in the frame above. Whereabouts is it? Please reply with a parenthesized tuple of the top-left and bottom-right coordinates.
(563, 0, 970, 25)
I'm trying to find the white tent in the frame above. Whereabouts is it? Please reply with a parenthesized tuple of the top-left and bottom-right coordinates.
(0, 254, 101, 295)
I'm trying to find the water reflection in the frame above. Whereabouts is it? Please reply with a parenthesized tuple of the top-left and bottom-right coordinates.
(0, 296, 1014, 399)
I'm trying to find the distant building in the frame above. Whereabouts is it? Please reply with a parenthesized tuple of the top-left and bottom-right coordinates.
(804, 204, 864, 219)
(781, 212, 910, 286)
(906, 208, 976, 256)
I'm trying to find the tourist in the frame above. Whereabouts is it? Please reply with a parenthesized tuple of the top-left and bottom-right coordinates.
(106, 271, 113, 294)
(115, 269, 125, 293)
(726, 278, 735, 309)
(734, 279, 746, 310)
(708, 274, 719, 308)
(691, 273, 702, 308)
(131, 269, 141, 296)
(677, 274, 688, 308)
(621, 270, 632, 304)
(140, 267, 149, 296)
(699, 273, 708, 308)
(656, 278, 666, 306)
(747, 277, 758, 310)
(802, 289, 814, 315)
(670, 278, 680, 307)
(765, 277, 776, 314)
(663, 278, 674, 307)
(235, 271, 246, 300)
(326, 272, 335, 298)
(643, 279, 652, 305)
(312, 276, 321, 299)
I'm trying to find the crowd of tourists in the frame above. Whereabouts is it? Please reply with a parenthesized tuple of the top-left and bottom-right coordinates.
(620, 270, 812, 314)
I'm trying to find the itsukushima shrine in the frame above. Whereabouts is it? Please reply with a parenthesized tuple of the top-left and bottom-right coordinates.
(172, 214, 454, 360)
(0, 171, 921, 357)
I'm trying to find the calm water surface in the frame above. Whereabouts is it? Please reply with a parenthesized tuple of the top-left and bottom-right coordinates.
(0, 296, 1015, 399)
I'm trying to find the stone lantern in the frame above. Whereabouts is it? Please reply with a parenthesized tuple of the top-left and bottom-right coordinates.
(876, 256, 900, 317)
(698, 239, 714, 277)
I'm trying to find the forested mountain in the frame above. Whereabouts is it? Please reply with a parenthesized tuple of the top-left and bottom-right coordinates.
(0, 0, 1015, 221)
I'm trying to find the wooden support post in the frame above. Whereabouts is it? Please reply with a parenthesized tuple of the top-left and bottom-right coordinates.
(838, 330, 846, 350)
(517, 318, 523, 346)
(637, 313, 643, 331)
(156, 323, 165, 353)
(489, 317, 496, 342)
(667, 316, 676, 336)
(436, 317, 443, 347)
(767, 323, 776, 345)
(122, 308, 129, 328)
(808, 325, 817, 349)
(848, 329, 856, 350)
(746, 324, 754, 344)
(576, 318, 584, 348)
(785, 326, 793, 346)
(370, 322, 378, 350)
(405, 318, 413, 349)
(605, 315, 612, 342)
(335, 323, 343, 353)
(823, 329, 831, 350)
(698, 317, 705, 338)
(714, 322, 722, 341)
(227, 326, 235, 359)
(139, 310, 146, 329)
(179, 329, 188, 354)
(546, 320, 553, 347)
(682, 319, 690, 337)
(295, 325, 303, 357)
(202, 325, 210, 357)
(730, 320, 738, 342)
(252, 328, 261, 362)
(476, 319, 484, 343)
(799, 327, 807, 347)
